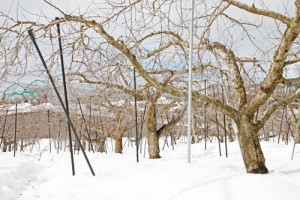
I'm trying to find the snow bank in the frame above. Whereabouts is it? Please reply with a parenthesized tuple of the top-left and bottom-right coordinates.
(0, 140, 300, 200)
(0, 154, 40, 200)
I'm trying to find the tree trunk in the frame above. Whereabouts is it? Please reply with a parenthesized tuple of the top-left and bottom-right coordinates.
(98, 137, 106, 153)
(2, 139, 7, 152)
(296, 125, 300, 144)
(296, 135, 300, 144)
(82, 139, 86, 150)
(237, 115, 268, 174)
(115, 138, 123, 154)
(227, 117, 235, 142)
(146, 102, 160, 159)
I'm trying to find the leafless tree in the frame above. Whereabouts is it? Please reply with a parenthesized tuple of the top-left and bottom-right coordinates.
(1, 0, 300, 173)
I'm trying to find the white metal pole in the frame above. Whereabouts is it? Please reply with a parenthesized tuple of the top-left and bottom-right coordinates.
(187, 0, 195, 163)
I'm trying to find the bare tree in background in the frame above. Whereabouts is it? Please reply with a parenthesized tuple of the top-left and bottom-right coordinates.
(1, 0, 300, 173)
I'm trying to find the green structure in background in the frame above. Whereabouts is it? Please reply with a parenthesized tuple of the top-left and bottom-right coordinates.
(2, 80, 48, 99)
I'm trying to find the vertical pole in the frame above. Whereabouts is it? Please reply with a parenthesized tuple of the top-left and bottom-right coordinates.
(48, 110, 52, 153)
(222, 86, 228, 157)
(187, 0, 195, 164)
(78, 120, 83, 154)
(278, 106, 285, 144)
(139, 105, 147, 153)
(56, 17, 75, 175)
(77, 99, 95, 153)
(133, 67, 139, 162)
(204, 79, 207, 150)
(285, 106, 289, 145)
(89, 101, 92, 152)
(28, 29, 95, 176)
(13, 103, 18, 157)
(213, 86, 222, 156)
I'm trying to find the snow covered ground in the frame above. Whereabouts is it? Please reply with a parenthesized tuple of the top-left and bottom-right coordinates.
(0, 139, 300, 200)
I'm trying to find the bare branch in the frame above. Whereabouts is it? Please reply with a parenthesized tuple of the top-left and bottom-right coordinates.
(223, 0, 292, 25)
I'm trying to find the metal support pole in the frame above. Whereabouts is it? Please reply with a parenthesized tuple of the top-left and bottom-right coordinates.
(48, 110, 52, 153)
(133, 67, 139, 162)
(278, 106, 285, 144)
(78, 99, 95, 153)
(213, 86, 222, 156)
(204, 79, 207, 150)
(187, 0, 195, 164)
(28, 29, 95, 176)
(13, 104, 17, 157)
(222, 86, 228, 157)
(56, 17, 75, 175)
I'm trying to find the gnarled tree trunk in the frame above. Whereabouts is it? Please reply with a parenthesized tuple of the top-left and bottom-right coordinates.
(227, 117, 235, 142)
(237, 115, 268, 174)
(98, 137, 106, 153)
(146, 101, 160, 159)
(115, 137, 123, 154)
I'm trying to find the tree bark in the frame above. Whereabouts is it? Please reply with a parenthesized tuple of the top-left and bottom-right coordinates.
(2, 139, 7, 152)
(146, 101, 160, 159)
(296, 125, 300, 144)
(227, 117, 235, 142)
(237, 115, 268, 174)
(98, 137, 106, 153)
(115, 137, 123, 154)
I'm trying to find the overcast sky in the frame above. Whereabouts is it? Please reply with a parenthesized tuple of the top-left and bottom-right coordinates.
(1, 0, 299, 94)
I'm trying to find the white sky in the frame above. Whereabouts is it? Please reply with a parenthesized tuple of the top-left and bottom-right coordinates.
(0, 0, 299, 93)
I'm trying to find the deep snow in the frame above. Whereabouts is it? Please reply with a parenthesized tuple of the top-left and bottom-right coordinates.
(0, 139, 300, 200)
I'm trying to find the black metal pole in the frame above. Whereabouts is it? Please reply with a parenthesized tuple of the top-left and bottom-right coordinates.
(78, 120, 83, 155)
(28, 29, 95, 176)
(0, 110, 8, 149)
(278, 106, 285, 144)
(139, 105, 147, 153)
(13, 103, 17, 157)
(56, 17, 75, 175)
(286, 123, 290, 145)
(89, 101, 92, 152)
(213, 86, 222, 156)
(222, 86, 228, 157)
(77, 99, 95, 153)
(204, 79, 207, 150)
(134, 67, 139, 162)
(48, 110, 52, 153)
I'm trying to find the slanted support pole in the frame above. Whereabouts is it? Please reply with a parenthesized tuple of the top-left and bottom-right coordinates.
(28, 29, 95, 176)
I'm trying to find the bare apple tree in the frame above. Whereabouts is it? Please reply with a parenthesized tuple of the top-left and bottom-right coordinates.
(1, 0, 300, 173)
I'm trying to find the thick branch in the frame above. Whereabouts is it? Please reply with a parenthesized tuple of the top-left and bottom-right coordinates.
(70, 72, 145, 100)
(157, 103, 187, 137)
(258, 87, 300, 128)
(223, 0, 292, 25)
(243, 19, 300, 117)
(211, 42, 247, 108)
